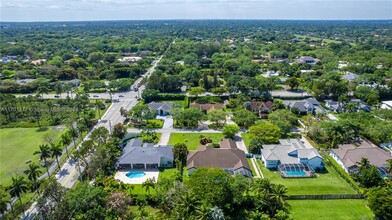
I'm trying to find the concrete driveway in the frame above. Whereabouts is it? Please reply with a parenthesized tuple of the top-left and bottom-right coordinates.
(156, 116, 173, 129)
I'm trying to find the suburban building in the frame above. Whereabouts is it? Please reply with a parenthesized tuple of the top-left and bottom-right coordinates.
(245, 101, 274, 118)
(31, 59, 47, 65)
(147, 102, 174, 116)
(295, 56, 320, 65)
(325, 99, 371, 113)
(329, 140, 392, 177)
(2, 56, 18, 64)
(342, 72, 359, 81)
(381, 100, 392, 110)
(187, 139, 252, 177)
(261, 139, 324, 170)
(190, 103, 224, 113)
(284, 98, 326, 115)
(116, 139, 173, 169)
(118, 56, 142, 63)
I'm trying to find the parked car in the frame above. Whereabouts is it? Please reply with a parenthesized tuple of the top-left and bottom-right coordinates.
(119, 95, 124, 97)
(245, 153, 253, 158)
(93, 95, 99, 97)
(54, 95, 60, 98)
(133, 87, 138, 92)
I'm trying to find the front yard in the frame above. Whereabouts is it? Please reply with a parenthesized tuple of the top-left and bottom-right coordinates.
(168, 133, 224, 150)
(288, 199, 374, 220)
(258, 160, 356, 195)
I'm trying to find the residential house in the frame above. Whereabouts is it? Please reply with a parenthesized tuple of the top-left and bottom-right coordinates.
(148, 102, 174, 116)
(381, 100, 392, 110)
(245, 101, 274, 118)
(261, 139, 324, 170)
(325, 100, 344, 113)
(330, 141, 392, 177)
(190, 103, 224, 113)
(284, 98, 326, 115)
(295, 56, 320, 65)
(116, 139, 173, 169)
(31, 59, 47, 65)
(325, 99, 371, 113)
(350, 99, 371, 112)
(118, 56, 142, 63)
(187, 139, 252, 177)
(2, 56, 18, 64)
(342, 72, 359, 81)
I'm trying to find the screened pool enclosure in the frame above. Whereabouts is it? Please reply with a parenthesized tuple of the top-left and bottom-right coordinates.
(278, 163, 315, 178)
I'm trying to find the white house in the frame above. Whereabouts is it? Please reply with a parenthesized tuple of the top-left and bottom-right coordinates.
(147, 102, 174, 116)
(261, 139, 324, 170)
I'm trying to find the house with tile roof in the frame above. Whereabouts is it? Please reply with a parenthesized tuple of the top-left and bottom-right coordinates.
(329, 140, 392, 175)
(116, 138, 173, 169)
(148, 102, 174, 116)
(189, 102, 224, 113)
(187, 139, 252, 177)
(261, 139, 324, 170)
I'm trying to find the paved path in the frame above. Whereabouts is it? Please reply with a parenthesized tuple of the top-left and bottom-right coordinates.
(157, 132, 171, 146)
(235, 133, 264, 179)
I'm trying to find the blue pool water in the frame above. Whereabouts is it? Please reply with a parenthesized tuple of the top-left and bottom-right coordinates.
(126, 171, 146, 179)
(284, 170, 306, 177)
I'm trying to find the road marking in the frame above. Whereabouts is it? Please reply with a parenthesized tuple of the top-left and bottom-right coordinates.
(61, 166, 77, 187)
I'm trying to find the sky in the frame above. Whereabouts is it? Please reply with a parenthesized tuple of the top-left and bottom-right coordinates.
(1, 0, 391, 22)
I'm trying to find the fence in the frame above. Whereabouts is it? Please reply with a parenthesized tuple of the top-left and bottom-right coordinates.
(287, 194, 364, 200)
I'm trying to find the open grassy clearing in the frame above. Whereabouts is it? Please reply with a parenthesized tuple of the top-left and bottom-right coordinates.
(241, 133, 252, 150)
(288, 199, 374, 220)
(0, 127, 64, 185)
(168, 133, 225, 150)
(258, 160, 356, 195)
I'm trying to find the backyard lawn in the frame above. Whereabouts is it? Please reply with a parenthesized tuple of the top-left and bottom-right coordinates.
(0, 127, 64, 185)
(168, 133, 224, 150)
(258, 160, 356, 195)
(289, 199, 374, 220)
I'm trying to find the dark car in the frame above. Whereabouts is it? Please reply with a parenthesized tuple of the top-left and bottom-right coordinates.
(245, 153, 253, 158)
(119, 95, 124, 97)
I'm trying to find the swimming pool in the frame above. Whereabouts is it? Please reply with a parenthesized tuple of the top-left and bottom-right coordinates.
(284, 170, 306, 177)
(125, 171, 146, 179)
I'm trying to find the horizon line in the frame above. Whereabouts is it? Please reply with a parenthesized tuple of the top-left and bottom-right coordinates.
(1, 18, 392, 23)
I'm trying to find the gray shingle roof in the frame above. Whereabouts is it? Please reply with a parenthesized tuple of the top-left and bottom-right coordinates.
(148, 102, 174, 111)
(118, 139, 173, 165)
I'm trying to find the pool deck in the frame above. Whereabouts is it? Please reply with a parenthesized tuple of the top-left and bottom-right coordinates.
(114, 169, 160, 184)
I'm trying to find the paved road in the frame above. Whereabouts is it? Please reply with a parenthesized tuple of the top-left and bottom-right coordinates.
(20, 56, 164, 220)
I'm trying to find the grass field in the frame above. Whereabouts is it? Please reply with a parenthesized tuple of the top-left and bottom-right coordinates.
(247, 158, 256, 177)
(288, 199, 374, 220)
(168, 133, 224, 150)
(241, 133, 252, 150)
(258, 160, 356, 195)
(162, 99, 188, 108)
(0, 127, 64, 185)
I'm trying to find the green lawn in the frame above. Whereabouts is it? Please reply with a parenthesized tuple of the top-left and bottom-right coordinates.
(258, 160, 356, 195)
(289, 199, 374, 220)
(168, 133, 225, 150)
(162, 99, 188, 108)
(241, 133, 252, 150)
(0, 127, 64, 185)
(247, 158, 256, 177)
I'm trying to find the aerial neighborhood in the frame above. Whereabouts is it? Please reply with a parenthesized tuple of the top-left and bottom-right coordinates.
(0, 20, 392, 220)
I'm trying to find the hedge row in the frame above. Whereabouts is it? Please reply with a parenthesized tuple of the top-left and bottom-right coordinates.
(156, 93, 187, 101)
(324, 154, 362, 193)
(287, 194, 364, 200)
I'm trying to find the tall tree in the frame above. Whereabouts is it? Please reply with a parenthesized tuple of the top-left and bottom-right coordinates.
(51, 144, 63, 171)
(142, 178, 155, 195)
(23, 162, 42, 192)
(34, 144, 51, 177)
(172, 143, 189, 177)
(7, 176, 28, 210)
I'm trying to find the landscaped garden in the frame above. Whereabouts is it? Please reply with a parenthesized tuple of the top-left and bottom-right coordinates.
(0, 127, 64, 185)
(258, 160, 356, 195)
(288, 199, 374, 220)
(168, 133, 224, 150)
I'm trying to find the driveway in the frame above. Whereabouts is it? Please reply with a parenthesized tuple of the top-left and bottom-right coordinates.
(156, 116, 173, 129)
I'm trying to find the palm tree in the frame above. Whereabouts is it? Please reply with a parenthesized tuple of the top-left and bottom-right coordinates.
(0, 191, 10, 215)
(34, 144, 51, 177)
(142, 178, 155, 195)
(7, 176, 28, 210)
(67, 124, 79, 148)
(386, 159, 392, 173)
(23, 163, 42, 192)
(60, 132, 72, 158)
(356, 157, 371, 171)
(267, 184, 289, 218)
(71, 151, 83, 182)
(51, 144, 63, 171)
